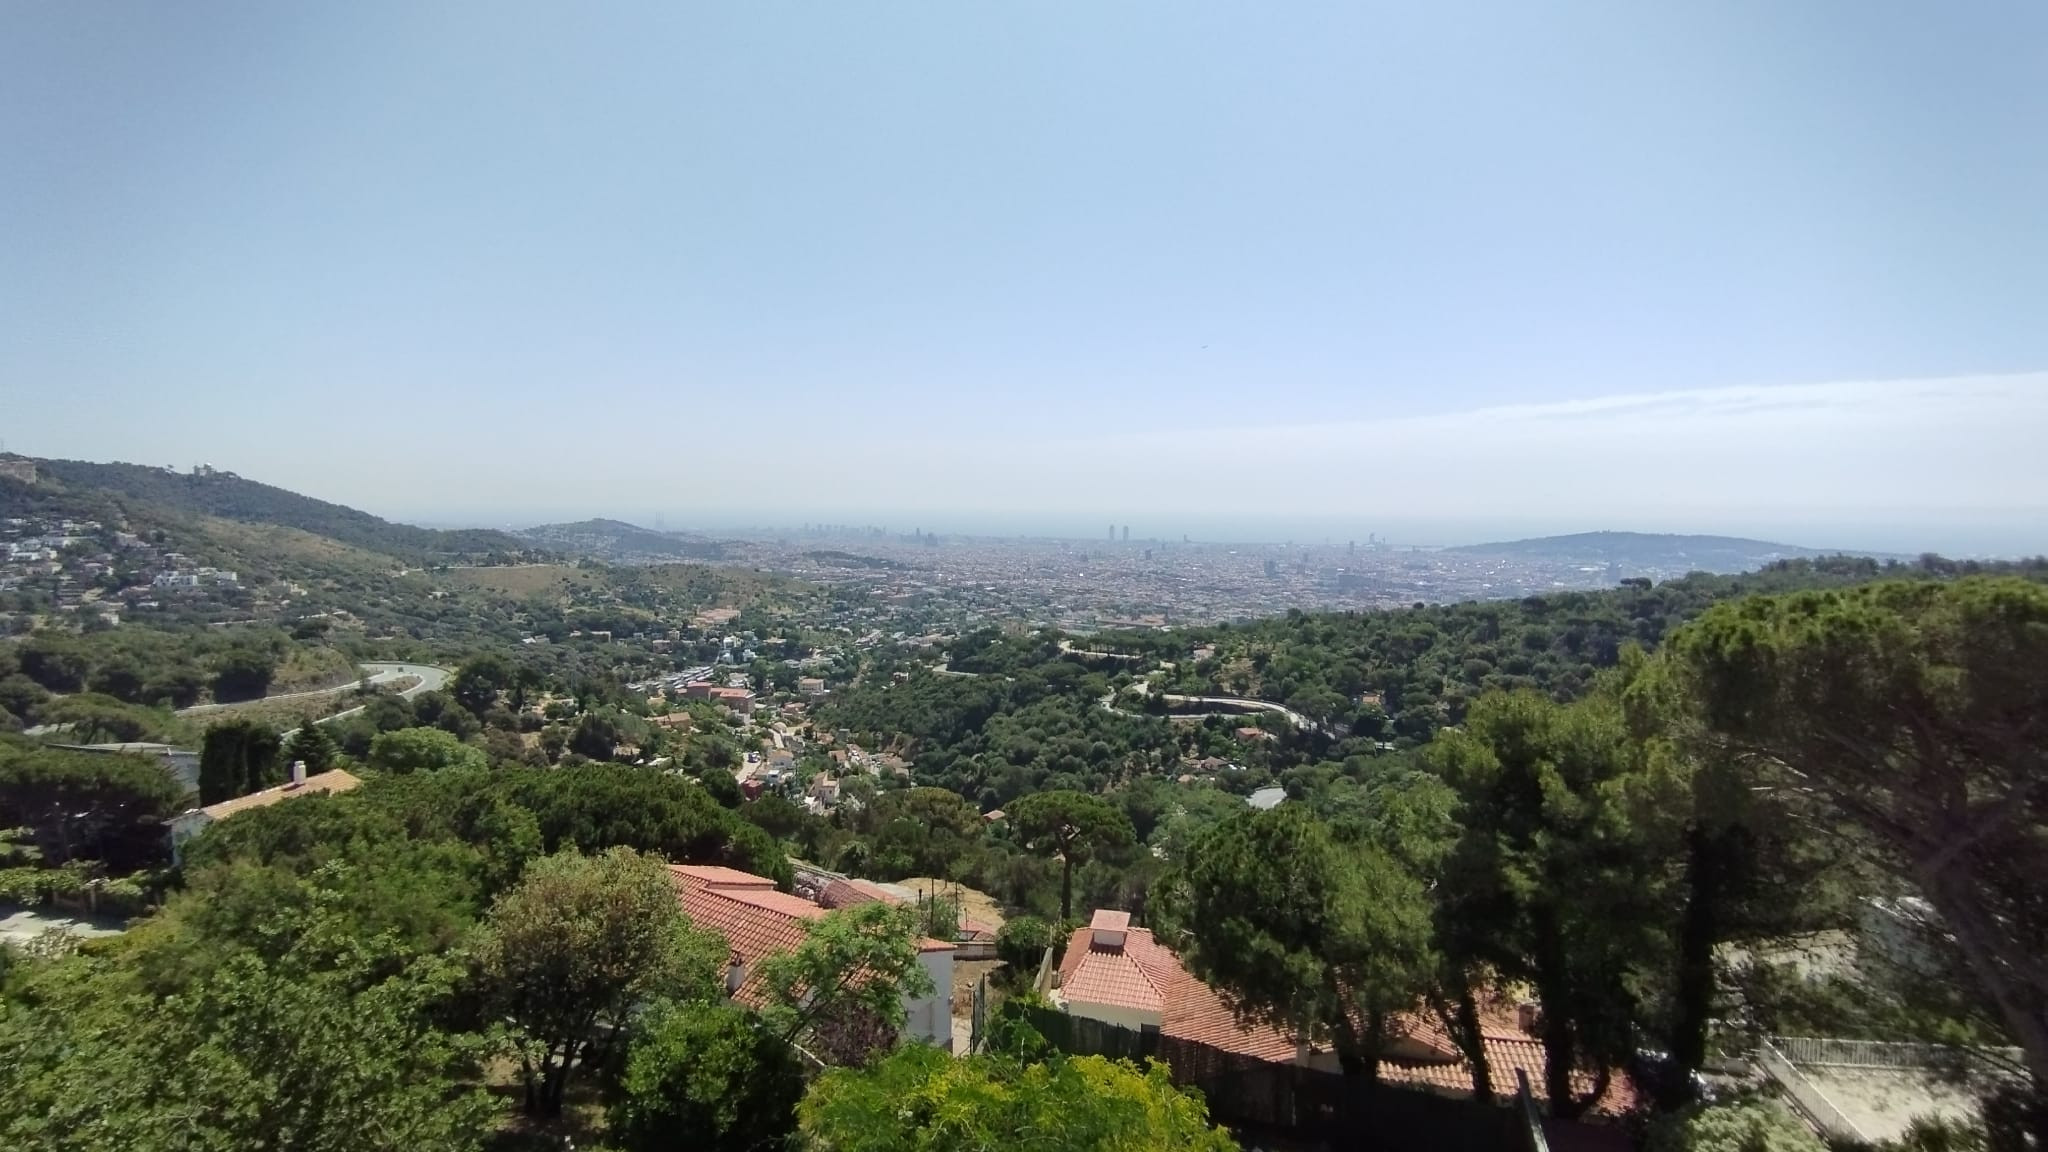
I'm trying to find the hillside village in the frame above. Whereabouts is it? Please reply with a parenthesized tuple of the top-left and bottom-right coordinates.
(1, 460, 2043, 1152)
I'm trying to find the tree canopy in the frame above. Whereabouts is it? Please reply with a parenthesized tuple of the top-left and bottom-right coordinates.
(800, 1042, 1238, 1152)
(367, 726, 489, 775)
(1664, 577, 2048, 1093)
(1006, 790, 1134, 921)
(608, 999, 806, 1152)
(1167, 805, 1433, 1082)
(474, 846, 723, 1116)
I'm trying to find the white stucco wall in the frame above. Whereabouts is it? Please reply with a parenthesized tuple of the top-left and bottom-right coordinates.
(903, 947, 954, 1050)
(1059, 996, 1162, 1032)
(167, 810, 213, 864)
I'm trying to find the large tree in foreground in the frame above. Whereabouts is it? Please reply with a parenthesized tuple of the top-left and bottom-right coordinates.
(0, 740, 183, 869)
(609, 999, 806, 1152)
(1428, 690, 1664, 1117)
(1665, 578, 2048, 1107)
(0, 900, 493, 1152)
(1168, 806, 1433, 1083)
(474, 847, 723, 1115)
(800, 1042, 1238, 1152)
(1006, 790, 1134, 921)
(199, 718, 282, 804)
(758, 901, 935, 1066)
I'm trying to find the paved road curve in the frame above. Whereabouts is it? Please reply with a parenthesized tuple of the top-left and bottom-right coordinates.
(1097, 679, 1320, 733)
(177, 662, 449, 717)
(312, 662, 451, 726)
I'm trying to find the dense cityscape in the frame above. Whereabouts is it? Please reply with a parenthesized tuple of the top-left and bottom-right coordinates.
(587, 524, 1843, 633)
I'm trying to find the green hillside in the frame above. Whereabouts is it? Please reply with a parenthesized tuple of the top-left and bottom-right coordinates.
(19, 457, 538, 565)
(1446, 530, 1843, 571)
(517, 518, 728, 560)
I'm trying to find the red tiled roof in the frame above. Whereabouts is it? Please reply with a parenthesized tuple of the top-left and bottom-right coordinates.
(671, 864, 779, 891)
(1162, 964, 1300, 1063)
(1055, 912, 1635, 1116)
(1058, 924, 1168, 1014)
(818, 876, 896, 909)
(670, 865, 821, 1005)
(672, 865, 951, 999)
(198, 769, 361, 820)
(1383, 1035, 1636, 1116)
(1057, 921, 1298, 1059)
(818, 876, 995, 942)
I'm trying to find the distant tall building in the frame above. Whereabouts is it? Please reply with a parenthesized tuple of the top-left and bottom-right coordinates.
(1348, 539, 1355, 556)
(1109, 524, 1116, 541)
(1121, 525, 1129, 542)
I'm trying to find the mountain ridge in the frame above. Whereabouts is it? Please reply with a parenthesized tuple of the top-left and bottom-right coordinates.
(1444, 529, 1874, 574)
(515, 518, 727, 560)
(9, 456, 539, 565)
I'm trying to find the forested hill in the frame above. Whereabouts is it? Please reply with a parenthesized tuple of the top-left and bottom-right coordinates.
(1446, 530, 1832, 571)
(517, 518, 727, 560)
(1091, 555, 2048, 742)
(9, 456, 537, 565)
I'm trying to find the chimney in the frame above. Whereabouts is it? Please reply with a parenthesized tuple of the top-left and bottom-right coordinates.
(726, 952, 746, 995)
(1517, 1000, 1542, 1034)
(1089, 909, 1131, 951)
(288, 760, 307, 788)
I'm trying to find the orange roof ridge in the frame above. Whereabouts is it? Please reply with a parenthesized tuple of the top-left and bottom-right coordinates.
(197, 768, 362, 820)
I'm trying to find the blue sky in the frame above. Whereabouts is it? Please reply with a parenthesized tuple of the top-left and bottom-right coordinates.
(4, 2, 2045, 550)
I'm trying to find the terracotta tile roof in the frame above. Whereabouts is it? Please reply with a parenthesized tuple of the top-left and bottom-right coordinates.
(1161, 964, 1300, 1063)
(1382, 1035, 1637, 1116)
(671, 867, 822, 1005)
(818, 876, 994, 942)
(1369, 1001, 1634, 1113)
(197, 769, 362, 821)
(1056, 920, 1297, 1058)
(818, 876, 895, 909)
(1056, 912, 1634, 1116)
(672, 864, 779, 891)
(671, 864, 950, 1001)
(1057, 923, 1169, 1014)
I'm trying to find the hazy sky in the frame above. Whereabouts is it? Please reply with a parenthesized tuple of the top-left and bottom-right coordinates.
(4, 2, 2046, 551)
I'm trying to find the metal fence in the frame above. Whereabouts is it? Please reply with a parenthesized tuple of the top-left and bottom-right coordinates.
(1773, 1036, 2027, 1078)
(1756, 1038, 1868, 1145)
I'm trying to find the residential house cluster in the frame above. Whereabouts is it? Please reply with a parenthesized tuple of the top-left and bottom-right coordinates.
(680, 680, 756, 714)
(1, 512, 244, 622)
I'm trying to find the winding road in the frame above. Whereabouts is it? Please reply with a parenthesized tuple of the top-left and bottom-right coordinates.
(176, 662, 451, 719)
(314, 662, 451, 725)
(1097, 678, 1320, 732)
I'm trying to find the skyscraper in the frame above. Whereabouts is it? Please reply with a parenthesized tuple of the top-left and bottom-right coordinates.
(1121, 525, 1129, 542)
(1109, 524, 1116, 541)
